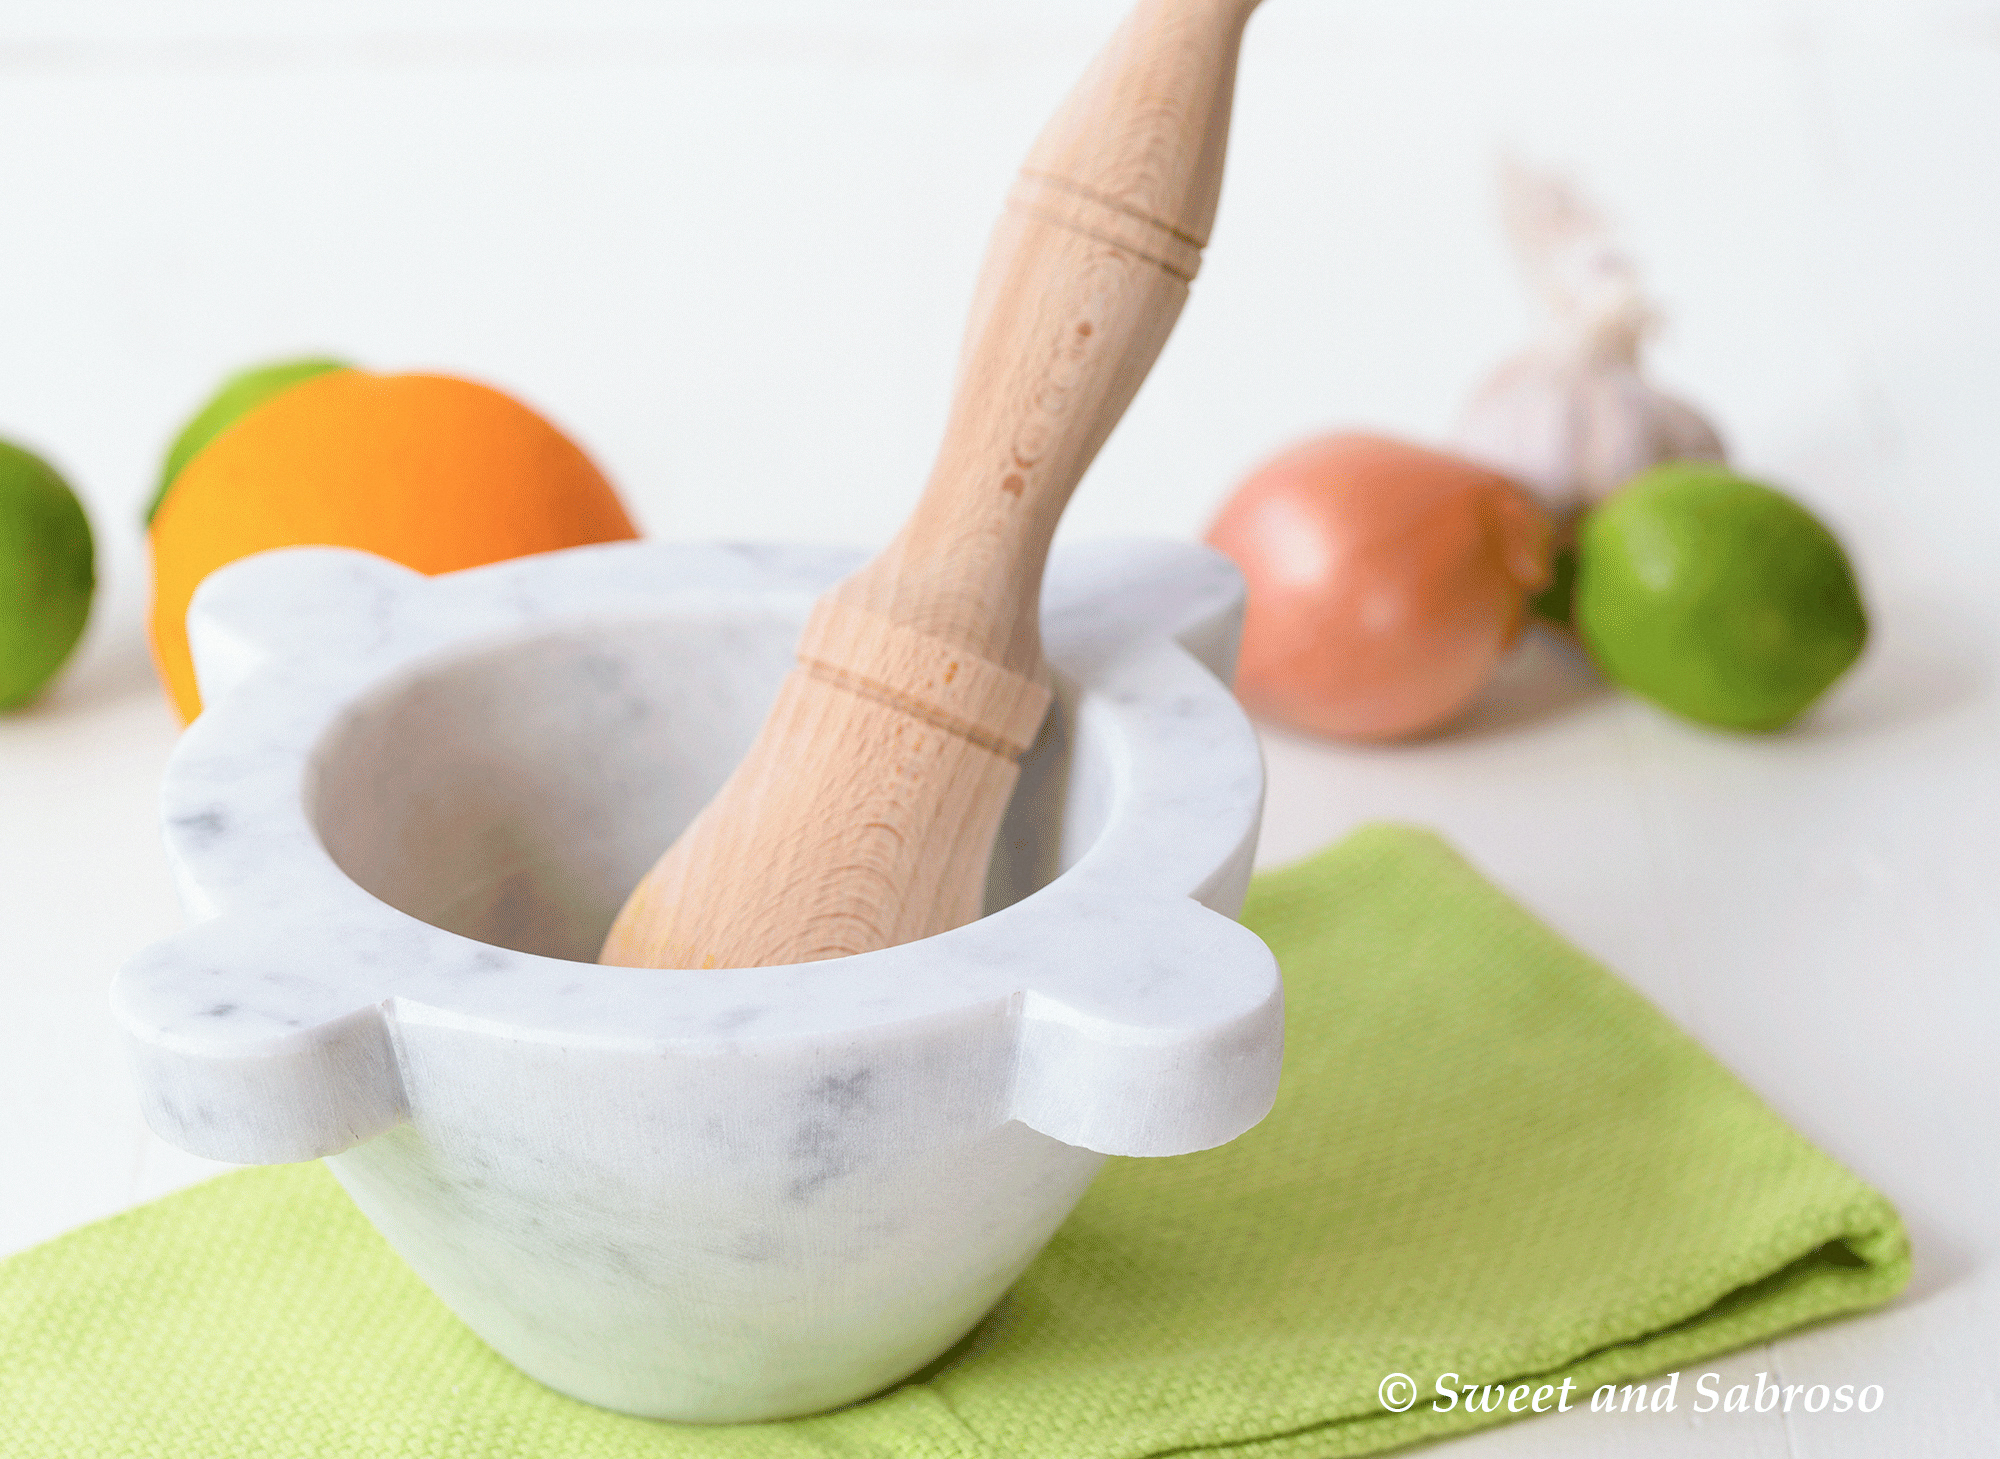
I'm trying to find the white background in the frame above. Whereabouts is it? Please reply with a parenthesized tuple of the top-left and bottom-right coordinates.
(2, 2, 1995, 1453)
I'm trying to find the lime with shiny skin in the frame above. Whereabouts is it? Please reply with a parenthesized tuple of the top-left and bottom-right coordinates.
(1576, 462, 1867, 731)
(0, 439, 95, 710)
(145, 356, 349, 524)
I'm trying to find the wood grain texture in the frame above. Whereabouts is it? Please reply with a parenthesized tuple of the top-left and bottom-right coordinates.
(600, 0, 1261, 970)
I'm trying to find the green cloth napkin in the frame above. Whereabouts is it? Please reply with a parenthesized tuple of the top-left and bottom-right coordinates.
(1, 824, 1908, 1457)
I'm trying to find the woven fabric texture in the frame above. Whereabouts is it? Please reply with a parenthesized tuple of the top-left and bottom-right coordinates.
(0, 824, 1908, 1457)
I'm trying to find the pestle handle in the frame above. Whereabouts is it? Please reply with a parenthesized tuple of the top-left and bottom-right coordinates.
(833, 0, 1262, 677)
(600, 0, 1260, 971)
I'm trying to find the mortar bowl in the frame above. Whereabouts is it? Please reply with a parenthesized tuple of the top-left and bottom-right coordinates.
(114, 537, 1281, 1422)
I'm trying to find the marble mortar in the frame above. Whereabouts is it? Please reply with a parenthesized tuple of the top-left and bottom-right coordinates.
(114, 537, 1282, 1422)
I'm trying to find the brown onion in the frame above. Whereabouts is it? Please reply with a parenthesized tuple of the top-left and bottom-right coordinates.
(1204, 432, 1551, 741)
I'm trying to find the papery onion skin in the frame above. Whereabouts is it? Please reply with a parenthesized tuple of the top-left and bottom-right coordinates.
(1204, 433, 1552, 741)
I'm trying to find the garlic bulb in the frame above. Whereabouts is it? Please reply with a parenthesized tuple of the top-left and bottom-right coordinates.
(1452, 163, 1725, 522)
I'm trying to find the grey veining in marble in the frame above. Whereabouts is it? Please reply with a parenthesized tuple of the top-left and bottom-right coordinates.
(114, 537, 1280, 1421)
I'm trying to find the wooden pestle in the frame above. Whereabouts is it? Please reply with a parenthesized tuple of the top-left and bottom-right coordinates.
(600, 0, 1262, 971)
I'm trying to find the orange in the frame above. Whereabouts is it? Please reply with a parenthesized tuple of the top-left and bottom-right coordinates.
(148, 370, 639, 721)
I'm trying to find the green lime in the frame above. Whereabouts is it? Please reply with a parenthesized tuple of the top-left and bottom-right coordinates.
(1576, 462, 1867, 732)
(145, 356, 349, 524)
(1, 439, 95, 710)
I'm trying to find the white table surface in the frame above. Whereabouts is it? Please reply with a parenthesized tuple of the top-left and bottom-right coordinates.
(3, 2, 1995, 1453)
